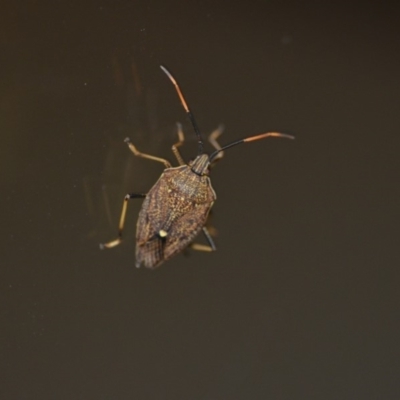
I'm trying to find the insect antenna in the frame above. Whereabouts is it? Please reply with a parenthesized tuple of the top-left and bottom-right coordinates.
(209, 132, 295, 162)
(160, 65, 204, 155)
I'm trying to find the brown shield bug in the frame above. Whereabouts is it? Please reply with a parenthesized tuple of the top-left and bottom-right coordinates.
(100, 65, 294, 269)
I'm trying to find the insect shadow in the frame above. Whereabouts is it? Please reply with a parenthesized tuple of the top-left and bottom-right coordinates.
(100, 65, 294, 269)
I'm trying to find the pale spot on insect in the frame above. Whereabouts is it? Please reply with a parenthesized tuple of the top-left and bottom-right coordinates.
(158, 229, 168, 238)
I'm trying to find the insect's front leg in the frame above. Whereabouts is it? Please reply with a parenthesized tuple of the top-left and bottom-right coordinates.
(100, 193, 146, 249)
(124, 138, 172, 168)
(208, 125, 225, 166)
(171, 122, 186, 166)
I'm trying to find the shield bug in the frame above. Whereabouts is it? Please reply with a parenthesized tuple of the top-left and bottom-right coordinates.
(100, 65, 294, 269)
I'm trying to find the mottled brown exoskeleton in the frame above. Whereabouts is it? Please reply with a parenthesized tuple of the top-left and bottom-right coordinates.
(100, 65, 294, 268)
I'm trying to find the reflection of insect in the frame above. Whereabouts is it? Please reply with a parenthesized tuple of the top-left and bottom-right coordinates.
(100, 65, 294, 269)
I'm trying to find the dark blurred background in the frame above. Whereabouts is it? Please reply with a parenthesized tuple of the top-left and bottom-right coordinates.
(1, 1, 400, 399)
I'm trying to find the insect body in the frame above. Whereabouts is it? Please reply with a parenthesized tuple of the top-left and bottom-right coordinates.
(100, 66, 294, 269)
(135, 154, 216, 268)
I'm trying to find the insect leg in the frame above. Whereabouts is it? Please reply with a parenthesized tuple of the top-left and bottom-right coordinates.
(171, 122, 186, 166)
(208, 125, 225, 166)
(190, 226, 217, 252)
(124, 138, 172, 168)
(100, 193, 146, 249)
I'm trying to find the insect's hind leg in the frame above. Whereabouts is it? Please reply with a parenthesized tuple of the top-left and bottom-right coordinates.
(208, 125, 225, 166)
(100, 193, 146, 249)
(190, 226, 217, 252)
(124, 138, 172, 168)
(171, 122, 186, 166)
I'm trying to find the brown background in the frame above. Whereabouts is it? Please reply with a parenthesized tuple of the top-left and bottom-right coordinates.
(1, 1, 399, 399)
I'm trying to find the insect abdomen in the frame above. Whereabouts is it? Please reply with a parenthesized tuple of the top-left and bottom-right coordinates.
(135, 168, 215, 268)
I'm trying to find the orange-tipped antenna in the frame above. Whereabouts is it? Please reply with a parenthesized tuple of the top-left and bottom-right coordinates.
(160, 65, 204, 155)
(209, 132, 294, 162)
